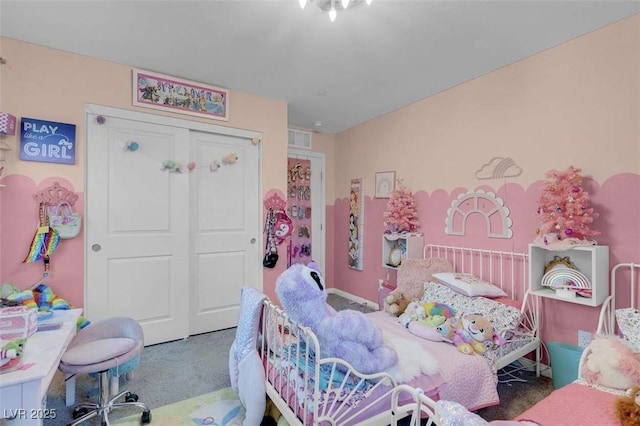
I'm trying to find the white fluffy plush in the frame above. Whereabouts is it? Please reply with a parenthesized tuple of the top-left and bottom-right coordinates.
(383, 332, 439, 382)
(583, 335, 640, 390)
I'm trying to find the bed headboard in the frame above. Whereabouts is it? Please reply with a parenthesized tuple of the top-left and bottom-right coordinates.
(422, 244, 529, 301)
(597, 262, 640, 335)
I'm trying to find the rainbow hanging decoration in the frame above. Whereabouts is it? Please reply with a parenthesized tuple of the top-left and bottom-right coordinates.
(23, 228, 59, 263)
(541, 267, 592, 298)
(23, 203, 60, 272)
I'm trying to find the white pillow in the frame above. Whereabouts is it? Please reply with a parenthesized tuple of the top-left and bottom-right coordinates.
(432, 272, 507, 298)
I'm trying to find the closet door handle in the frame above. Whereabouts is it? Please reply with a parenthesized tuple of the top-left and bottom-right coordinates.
(250, 238, 256, 244)
(91, 244, 102, 252)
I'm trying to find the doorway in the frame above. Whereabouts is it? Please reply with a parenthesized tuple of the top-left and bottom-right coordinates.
(287, 149, 325, 274)
(85, 104, 262, 345)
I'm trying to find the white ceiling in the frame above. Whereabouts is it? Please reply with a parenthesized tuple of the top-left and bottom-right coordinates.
(1, 0, 638, 134)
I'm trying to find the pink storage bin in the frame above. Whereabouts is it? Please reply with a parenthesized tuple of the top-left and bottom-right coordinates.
(0, 306, 38, 339)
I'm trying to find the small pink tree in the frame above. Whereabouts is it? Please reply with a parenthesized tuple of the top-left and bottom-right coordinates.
(384, 183, 420, 234)
(535, 166, 600, 242)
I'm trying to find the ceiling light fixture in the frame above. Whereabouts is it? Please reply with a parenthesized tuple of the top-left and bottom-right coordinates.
(300, 0, 372, 22)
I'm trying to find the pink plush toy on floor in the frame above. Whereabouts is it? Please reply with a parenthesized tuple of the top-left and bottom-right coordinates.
(275, 262, 398, 375)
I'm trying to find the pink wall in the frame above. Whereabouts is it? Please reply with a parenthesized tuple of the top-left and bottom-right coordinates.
(329, 15, 640, 348)
(1, 15, 639, 351)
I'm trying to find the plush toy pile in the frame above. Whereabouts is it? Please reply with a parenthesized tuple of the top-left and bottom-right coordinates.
(404, 311, 504, 356)
(275, 262, 398, 375)
(435, 313, 505, 355)
(398, 300, 456, 328)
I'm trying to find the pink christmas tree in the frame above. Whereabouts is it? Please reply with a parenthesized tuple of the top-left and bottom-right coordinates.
(535, 166, 600, 243)
(384, 183, 420, 234)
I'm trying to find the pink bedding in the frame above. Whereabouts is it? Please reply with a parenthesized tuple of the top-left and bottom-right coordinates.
(367, 311, 500, 410)
(514, 382, 619, 425)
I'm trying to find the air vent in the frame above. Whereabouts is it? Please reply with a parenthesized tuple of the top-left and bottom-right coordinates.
(288, 129, 312, 149)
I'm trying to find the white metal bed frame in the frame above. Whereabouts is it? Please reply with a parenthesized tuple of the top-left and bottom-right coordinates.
(261, 298, 417, 426)
(423, 245, 541, 375)
(581, 261, 640, 379)
(596, 262, 639, 336)
(258, 245, 541, 425)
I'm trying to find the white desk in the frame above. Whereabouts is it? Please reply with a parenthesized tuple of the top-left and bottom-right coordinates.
(0, 309, 82, 425)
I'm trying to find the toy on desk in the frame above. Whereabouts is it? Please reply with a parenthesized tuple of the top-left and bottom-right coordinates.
(4, 282, 90, 330)
(0, 338, 26, 373)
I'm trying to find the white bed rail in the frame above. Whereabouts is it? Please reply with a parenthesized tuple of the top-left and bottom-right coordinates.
(423, 244, 529, 301)
(261, 298, 424, 426)
(596, 262, 640, 335)
(390, 385, 438, 426)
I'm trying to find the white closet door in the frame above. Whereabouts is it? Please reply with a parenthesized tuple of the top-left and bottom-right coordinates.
(188, 131, 261, 335)
(86, 113, 190, 345)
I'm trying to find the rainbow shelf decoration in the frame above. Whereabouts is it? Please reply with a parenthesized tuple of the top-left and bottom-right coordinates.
(541, 267, 592, 299)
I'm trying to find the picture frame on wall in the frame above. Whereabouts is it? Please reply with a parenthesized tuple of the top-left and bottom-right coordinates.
(375, 171, 396, 198)
(132, 68, 229, 121)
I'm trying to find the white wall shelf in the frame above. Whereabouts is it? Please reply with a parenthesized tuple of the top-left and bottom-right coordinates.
(528, 244, 609, 307)
(382, 233, 424, 270)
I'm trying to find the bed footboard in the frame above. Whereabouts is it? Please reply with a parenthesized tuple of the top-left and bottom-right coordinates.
(261, 299, 411, 425)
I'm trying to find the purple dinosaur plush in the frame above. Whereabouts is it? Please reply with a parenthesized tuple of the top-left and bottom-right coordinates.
(275, 262, 398, 375)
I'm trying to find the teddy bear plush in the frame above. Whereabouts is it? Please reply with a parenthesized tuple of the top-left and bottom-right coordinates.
(615, 386, 640, 426)
(428, 314, 505, 355)
(276, 262, 398, 375)
(384, 291, 412, 317)
(383, 258, 454, 316)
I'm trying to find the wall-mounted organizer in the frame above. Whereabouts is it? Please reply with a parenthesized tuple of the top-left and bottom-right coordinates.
(528, 244, 609, 307)
(382, 232, 424, 270)
(34, 182, 82, 240)
(287, 158, 313, 267)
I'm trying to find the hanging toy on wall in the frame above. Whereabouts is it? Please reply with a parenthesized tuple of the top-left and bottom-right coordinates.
(273, 210, 294, 245)
(24, 203, 59, 275)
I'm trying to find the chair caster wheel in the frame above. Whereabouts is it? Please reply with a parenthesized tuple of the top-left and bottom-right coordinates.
(72, 407, 90, 420)
(141, 410, 152, 424)
(125, 392, 139, 402)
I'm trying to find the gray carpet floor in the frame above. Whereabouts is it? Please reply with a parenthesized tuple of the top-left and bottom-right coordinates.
(40, 294, 552, 425)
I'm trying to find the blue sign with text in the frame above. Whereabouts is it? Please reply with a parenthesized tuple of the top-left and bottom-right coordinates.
(20, 117, 76, 164)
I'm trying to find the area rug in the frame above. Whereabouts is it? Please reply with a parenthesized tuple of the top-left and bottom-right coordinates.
(113, 387, 246, 425)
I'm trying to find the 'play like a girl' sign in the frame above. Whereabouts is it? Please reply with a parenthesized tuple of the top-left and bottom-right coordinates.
(20, 117, 76, 164)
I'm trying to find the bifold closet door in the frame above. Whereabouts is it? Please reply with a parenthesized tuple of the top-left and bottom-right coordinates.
(86, 114, 190, 346)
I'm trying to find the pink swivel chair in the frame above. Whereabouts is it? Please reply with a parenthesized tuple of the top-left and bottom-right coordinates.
(58, 316, 151, 425)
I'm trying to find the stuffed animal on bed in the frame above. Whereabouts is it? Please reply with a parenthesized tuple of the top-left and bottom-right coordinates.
(398, 300, 455, 328)
(582, 335, 640, 390)
(615, 386, 640, 426)
(435, 314, 505, 355)
(383, 258, 454, 316)
(275, 262, 398, 375)
(384, 291, 412, 317)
